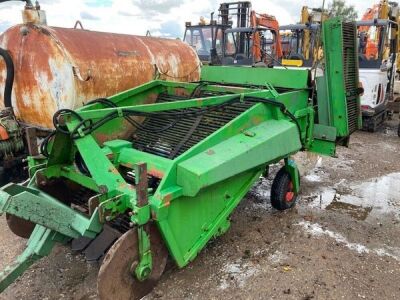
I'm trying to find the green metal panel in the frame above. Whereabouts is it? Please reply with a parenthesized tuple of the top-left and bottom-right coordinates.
(322, 18, 348, 136)
(117, 147, 173, 176)
(0, 183, 102, 239)
(313, 124, 337, 142)
(321, 18, 361, 137)
(309, 139, 336, 157)
(177, 120, 301, 197)
(150, 93, 308, 266)
(201, 66, 310, 90)
(158, 169, 262, 267)
(316, 76, 330, 126)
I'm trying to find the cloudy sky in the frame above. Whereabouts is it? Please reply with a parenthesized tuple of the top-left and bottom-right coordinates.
(0, 0, 371, 37)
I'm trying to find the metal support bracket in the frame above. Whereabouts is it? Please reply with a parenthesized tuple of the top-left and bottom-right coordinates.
(131, 163, 151, 225)
(284, 158, 300, 194)
(132, 163, 152, 281)
(0, 225, 67, 293)
(25, 127, 39, 156)
(0, 183, 102, 239)
(27, 159, 47, 178)
(134, 226, 153, 281)
(98, 194, 124, 223)
(265, 83, 279, 98)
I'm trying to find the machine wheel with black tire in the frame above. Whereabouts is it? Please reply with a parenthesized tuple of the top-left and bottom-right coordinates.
(271, 167, 299, 211)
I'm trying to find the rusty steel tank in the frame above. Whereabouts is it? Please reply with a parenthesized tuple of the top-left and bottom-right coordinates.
(0, 6, 200, 129)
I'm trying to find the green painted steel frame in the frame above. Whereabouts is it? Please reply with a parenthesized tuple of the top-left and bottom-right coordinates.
(200, 66, 311, 90)
(0, 21, 362, 288)
(28, 79, 313, 268)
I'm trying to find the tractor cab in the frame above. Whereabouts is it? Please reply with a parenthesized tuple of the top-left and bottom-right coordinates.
(220, 26, 279, 66)
(357, 19, 398, 68)
(183, 22, 228, 63)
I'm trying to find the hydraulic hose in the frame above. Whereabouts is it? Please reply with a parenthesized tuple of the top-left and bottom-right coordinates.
(0, 48, 14, 108)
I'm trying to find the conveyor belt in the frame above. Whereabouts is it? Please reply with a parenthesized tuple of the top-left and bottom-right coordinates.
(132, 91, 255, 159)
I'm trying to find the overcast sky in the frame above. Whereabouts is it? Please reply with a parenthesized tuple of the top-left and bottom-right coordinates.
(0, 0, 371, 37)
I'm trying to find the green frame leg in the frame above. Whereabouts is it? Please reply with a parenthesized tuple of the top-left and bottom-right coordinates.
(0, 225, 66, 292)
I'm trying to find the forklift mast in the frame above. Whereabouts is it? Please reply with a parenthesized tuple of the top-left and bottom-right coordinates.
(219, 1, 252, 55)
(219, 1, 252, 27)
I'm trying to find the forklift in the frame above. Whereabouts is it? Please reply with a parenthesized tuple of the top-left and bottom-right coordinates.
(183, 1, 252, 63)
(184, 1, 282, 66)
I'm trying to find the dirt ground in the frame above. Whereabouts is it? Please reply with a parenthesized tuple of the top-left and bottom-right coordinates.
(0, 117, 399, 300)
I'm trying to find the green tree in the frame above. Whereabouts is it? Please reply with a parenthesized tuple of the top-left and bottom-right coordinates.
(328, 0, 358, 22)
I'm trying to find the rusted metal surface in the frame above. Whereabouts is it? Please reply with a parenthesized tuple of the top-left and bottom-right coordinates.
(0, 25, 200, 129)
(135, 163, 148, 208)
(25, 127, 38, 156)
(5, 213, 35, 239)
(97, 225, 168, 300)
(21, 9, 47, 25)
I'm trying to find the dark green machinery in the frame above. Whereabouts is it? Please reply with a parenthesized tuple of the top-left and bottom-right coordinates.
(0, 19, 361, 299)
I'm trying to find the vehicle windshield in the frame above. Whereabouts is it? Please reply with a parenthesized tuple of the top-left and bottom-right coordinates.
(184, 26, 223, 58)
(280, 28, 318, 68)
(357, 24, 391, 69)
(223, 29, 276, 64)
(224, 31, 252, 57)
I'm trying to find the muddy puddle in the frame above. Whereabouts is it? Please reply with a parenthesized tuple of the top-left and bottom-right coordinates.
(304, 173, 400, 221)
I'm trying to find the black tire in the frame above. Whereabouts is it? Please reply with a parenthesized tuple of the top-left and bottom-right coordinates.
(271, 167, 299, 211)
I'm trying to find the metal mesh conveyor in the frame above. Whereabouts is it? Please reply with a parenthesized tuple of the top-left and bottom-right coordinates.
(342, 22, 360, 134)
(132, 91, 255, 159)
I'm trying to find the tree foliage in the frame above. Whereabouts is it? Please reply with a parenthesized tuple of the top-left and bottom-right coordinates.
(328, 0, 358, 22)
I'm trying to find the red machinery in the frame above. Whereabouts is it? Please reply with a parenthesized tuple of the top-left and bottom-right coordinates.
(184, 1, 283, 65)
(250, 11, 283, 62)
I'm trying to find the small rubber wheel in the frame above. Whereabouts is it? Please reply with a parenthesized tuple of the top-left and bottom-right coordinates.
(271, 167, 299, 211)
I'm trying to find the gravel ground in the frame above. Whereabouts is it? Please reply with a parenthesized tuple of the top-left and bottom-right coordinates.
(0, 117, 399, 300)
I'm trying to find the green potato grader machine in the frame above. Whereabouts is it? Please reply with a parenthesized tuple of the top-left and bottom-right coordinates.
(0, 19, 361, 299)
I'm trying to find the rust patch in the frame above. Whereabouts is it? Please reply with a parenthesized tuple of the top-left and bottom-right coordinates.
(174, 87, 191, 97)
(135, 163, 148, 207)
(108, 166, 120, 175)
(120, 162, 134, 169)
(163, 193, 172, 204)
(251, 115, 263, 126)
(148, 168, 164, 179)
